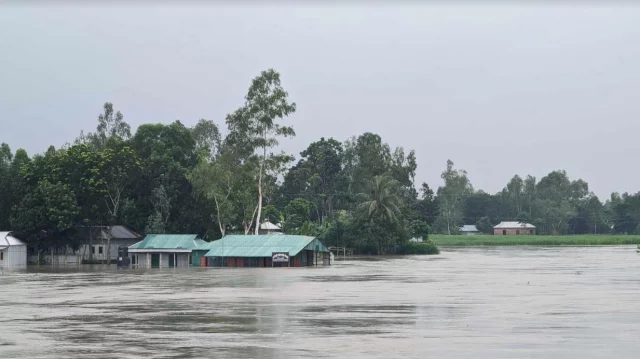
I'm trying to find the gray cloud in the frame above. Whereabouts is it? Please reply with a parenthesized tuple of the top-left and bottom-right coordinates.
(1, 5, 639, 198)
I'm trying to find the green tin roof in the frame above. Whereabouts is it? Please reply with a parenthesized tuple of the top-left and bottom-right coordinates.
(194, 239, 208, 248)
(204, 235, 329, 258)
(129, 234, 203, 250)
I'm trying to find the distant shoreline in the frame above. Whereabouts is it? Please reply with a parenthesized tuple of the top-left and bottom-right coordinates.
(431, 235, 640, 246)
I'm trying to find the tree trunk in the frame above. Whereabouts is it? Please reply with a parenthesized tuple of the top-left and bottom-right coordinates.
(214, 197, 225, 237)
(254, 131, 268, 236)
(255, 161, 264, 235)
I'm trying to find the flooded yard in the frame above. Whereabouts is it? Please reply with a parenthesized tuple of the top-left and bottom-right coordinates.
(1, 246, 640, 358)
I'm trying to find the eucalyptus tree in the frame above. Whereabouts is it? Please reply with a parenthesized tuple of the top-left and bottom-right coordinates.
(225, 69, 296, 234)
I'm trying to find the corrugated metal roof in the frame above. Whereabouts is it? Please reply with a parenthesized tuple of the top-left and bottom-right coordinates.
(193, 239, 209, 250)
(76, 225, 142, 240)
(460, 225, 479, 232)
(0, 231, 26, 248)
(106, 226, 142, 239)
(129, 234, 202, 250)
(493, 221, 536, 229)
(259, 221, 281, 230)
(204, 235, 329, 258)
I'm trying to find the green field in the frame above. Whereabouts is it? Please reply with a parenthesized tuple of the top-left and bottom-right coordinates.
(431, 234, 640, 246)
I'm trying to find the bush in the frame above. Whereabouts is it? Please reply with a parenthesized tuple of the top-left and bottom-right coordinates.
(397, 241, 440, 255)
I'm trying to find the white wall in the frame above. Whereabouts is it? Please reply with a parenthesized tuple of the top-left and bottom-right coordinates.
(1, 245, 27, 267)
(131, 252, 190, 268)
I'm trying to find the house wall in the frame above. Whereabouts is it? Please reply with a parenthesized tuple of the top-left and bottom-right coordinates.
(210, 253, 331, 268)
(191, 250, 208, 267)
(177, 253, 189, 268)
(132, 252, 190, 268)
(0, 246, 27, 267)
(79, 239, 140, 261)
(494, 228, 535, 236)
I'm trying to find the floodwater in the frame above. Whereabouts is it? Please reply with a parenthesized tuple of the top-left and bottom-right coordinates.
(1, 247, 640, 359)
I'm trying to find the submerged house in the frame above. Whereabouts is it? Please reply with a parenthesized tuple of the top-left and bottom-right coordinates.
(459, 225, 480, 235)
(77, 225, 142, 262)
(204, 235, 331, 267)
(258, 221, 283, 235)
(128, 234, 207, 268)
(0, 231, 27, 268)
(493, 221, 536, 236)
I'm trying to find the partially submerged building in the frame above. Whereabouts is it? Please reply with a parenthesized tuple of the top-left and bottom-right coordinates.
(77, 225, 142, 262)
(204, 235, 331, 267)
(459, 225, 480, 235)
(128, 234, 207, 268)
(0, 231, 27, 268)
(258, 221, 283, 235)
(493, 221, 536, 236)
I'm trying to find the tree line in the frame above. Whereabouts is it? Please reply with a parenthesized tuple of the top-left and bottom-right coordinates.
(1, 69, 638, 257)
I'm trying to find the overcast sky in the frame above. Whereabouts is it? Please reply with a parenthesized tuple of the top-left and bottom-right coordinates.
(1, 4, 639, 198)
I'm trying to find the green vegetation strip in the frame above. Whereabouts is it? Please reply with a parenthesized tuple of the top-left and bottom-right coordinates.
(431, 235, 640, 246)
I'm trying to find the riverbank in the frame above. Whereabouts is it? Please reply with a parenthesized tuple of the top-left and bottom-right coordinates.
(431, 234, 640, 246)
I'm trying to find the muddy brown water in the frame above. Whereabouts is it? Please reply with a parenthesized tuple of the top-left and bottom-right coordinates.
(1, 246, 640, 358)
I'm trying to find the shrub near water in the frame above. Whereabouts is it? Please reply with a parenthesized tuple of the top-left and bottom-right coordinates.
(432, 235, 640, 246)
(397, 241, 440, 254)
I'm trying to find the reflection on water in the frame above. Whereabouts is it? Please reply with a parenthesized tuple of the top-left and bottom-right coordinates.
(1, 246, 640, 358)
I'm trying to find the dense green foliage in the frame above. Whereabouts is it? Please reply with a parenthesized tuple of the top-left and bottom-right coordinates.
(397, 241, 440, 255)
(432, 235, 640, 246)
(2, 68, 639, 258)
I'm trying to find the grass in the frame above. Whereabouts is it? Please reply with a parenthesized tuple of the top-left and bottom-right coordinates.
(397, 241, 440, 255)
(431, 234, 640, 246)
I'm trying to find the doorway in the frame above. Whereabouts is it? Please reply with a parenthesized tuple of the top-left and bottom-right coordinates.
(168, 253, 175, 268)
(151, 254, 160, 268)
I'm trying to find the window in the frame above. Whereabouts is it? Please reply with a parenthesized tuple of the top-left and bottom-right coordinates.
(1, 251, 3, 260)
(502, 230, 507, 235)
(98, 246, 103, 254)
(91, 246, 95, 254)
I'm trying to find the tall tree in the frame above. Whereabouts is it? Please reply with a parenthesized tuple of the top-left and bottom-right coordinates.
(225, 69, 297, 235)
(92, 144, 141, 262)
(504, 175, 524, 217)
(435, 160, 473, 234)
(278, 137, 346, 221)
(284, 198, 313, 234)
(191, 118, 221, 160)
(11, 180, 80, 260)
(189, 152, 237, 237)
(357, 174, 403, 253)
(417, 182, 439, 225)
(79, 102, 132, 149)
(358, 175, 402, 227)
(145, 185, 171, 234)
(0, 143, 14, 229)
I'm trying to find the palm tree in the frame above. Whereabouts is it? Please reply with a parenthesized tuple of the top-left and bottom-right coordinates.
(358, 174, 402, 226)
(357, 174, 403, 254)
